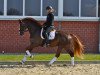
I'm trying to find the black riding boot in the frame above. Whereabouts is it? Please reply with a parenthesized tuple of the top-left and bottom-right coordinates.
(45, 33, 49, 46)
(45, 38, 50, 45)
(42, 33, 50, 47)
(42, 39, 49, 47)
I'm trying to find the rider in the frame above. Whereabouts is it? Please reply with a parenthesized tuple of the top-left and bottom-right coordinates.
(42, 6, 55, 46)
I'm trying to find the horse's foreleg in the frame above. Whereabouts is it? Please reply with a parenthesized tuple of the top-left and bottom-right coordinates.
(21, 45, 34, 64)
(48, 57, 57, 65)
(21, 51, 32, 64)
(25, 44, 35, 58)
(26, 50, 32, 57)
(49, 46, 62, 65)
(21, 54, 28, 64)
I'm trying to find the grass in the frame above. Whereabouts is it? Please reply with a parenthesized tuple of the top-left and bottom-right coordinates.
(0, 54, 100, 62)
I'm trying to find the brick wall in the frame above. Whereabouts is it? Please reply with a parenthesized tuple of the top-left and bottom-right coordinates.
(0, 20, 99, 53)
(61, 21, 99, 53)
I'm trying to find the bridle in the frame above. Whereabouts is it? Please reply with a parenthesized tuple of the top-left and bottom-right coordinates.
(19, 21, 28, 33)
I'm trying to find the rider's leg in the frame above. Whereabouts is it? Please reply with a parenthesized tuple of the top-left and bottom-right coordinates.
(45, 27, 51, 45)
(45, 33, 50, 45)
(42, 32, 49, 47)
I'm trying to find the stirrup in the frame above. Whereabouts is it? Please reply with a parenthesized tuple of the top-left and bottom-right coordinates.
(43, 43, 47, 47)
(47, 43, 50, 46)
(43, 43, 50, 47)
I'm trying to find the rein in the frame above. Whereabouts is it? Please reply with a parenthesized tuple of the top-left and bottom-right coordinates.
(19, 29, 28, 33)
(24, 29, 28, 32)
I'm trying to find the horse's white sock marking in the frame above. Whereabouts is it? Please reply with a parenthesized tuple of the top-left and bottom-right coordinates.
(21, 50, 32, 64)
(26, 50, 31, 57)
(22, 55, 28, 64)
(49, 57, 57, 65)
(71, 57, 74, 66)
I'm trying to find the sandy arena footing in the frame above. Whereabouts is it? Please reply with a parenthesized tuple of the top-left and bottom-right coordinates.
(0, 61, 100, 75)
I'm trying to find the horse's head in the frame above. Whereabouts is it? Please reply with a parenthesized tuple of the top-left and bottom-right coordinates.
(19, 19, 28, 36)
(19, 17, 42, 36)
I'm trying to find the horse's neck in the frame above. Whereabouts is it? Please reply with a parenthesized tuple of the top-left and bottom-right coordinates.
(27, 24, 41, 37)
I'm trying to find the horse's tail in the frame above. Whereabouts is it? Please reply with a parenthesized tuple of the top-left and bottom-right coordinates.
(70, 34, 84, 59)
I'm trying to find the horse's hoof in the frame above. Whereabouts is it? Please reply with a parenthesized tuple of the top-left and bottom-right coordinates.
(63, 64, 67, 66)
(71, 64, 75, 67)
(48, 63, 52, 66)
(30, 55, 33, 58)
(46, 64, 51, 67)
(72, 65, 75, 67)
(21, 60, 25, 65)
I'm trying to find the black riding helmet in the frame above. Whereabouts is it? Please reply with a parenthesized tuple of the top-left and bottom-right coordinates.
(46, 6, 53, 10)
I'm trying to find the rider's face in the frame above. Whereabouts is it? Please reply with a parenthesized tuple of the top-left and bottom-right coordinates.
(46, 9, 54, 14)
(46, 9, 51, 13)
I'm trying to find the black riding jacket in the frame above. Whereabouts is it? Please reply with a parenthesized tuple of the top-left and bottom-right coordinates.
(43, 12, 54, 28)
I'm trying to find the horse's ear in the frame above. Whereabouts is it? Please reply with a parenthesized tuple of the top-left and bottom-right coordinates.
(19, 19, 22, 24)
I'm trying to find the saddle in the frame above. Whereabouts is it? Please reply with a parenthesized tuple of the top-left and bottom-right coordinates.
(41, 26, 56, 40)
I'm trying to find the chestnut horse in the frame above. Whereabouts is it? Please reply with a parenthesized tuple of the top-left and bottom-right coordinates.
(19, 17, 84, 65)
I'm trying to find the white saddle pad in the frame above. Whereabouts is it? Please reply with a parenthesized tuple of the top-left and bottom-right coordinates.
(49, 30, 56, 40)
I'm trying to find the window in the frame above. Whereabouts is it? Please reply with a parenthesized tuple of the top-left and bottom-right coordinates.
(7, 0, 23, 16)
(0, 0, 4, 15)
(81, 0, 96, 17)
(25, 0, 41, 16)
(0, 0, 99, 20)
(98, 0, 100, 17)
(63, 0, 79, 16)
(43, 0, 58, 16)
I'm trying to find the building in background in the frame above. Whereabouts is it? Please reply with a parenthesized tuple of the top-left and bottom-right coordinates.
(0, 0, 100, 53)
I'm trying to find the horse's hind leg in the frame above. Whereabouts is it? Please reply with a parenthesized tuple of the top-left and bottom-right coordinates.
(67, 50, 74, 66)
(49, 46, 62, 65)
